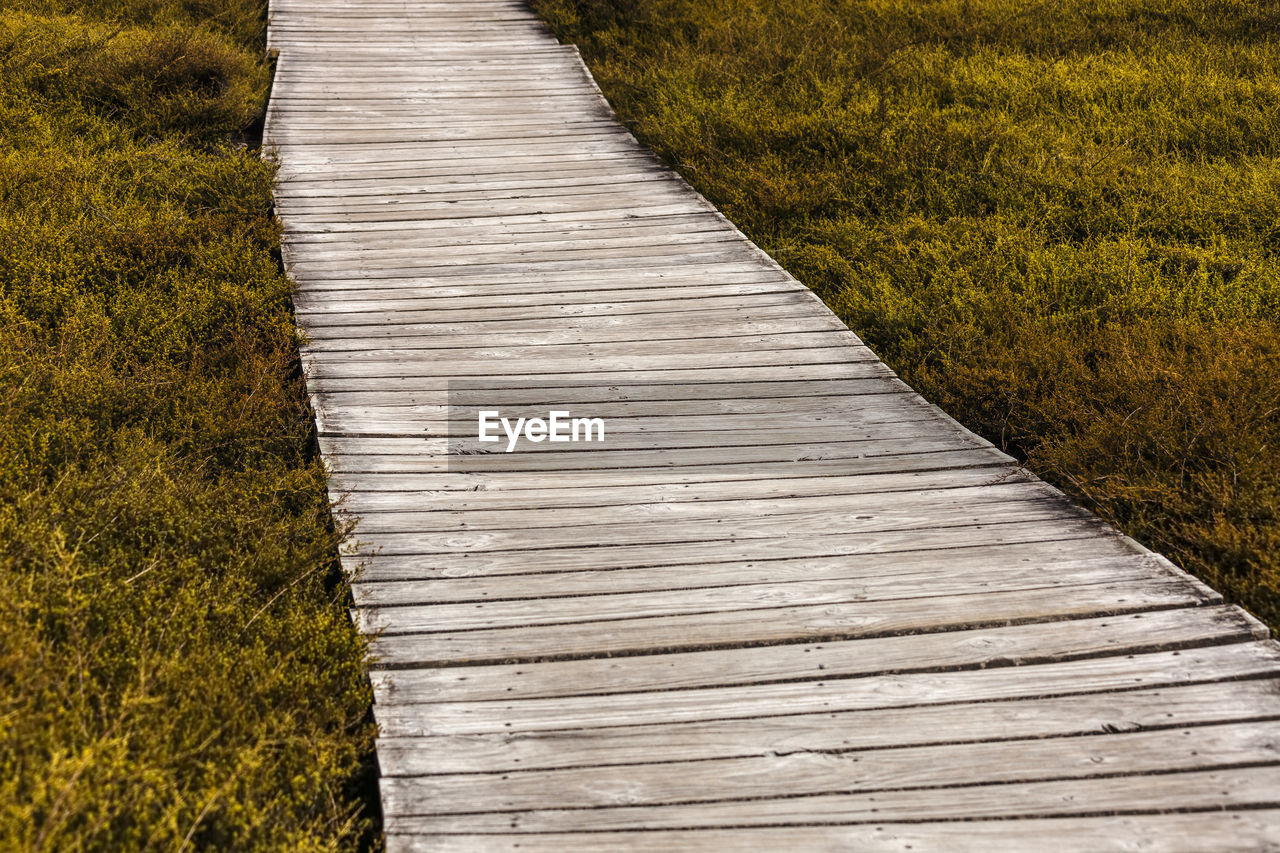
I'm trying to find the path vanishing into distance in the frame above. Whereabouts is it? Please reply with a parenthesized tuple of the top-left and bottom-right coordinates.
(263, 1, 1280, 849)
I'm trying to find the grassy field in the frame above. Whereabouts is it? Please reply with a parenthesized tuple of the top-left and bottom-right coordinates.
(0, 0, 376, 849)
(534, 0, 1280, 628)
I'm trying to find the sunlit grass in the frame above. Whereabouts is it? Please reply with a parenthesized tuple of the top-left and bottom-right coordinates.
(0, 1, 376, 848)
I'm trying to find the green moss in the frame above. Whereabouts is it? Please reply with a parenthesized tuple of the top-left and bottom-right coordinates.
(0, 0, 376, 849)
(535, 0, 1280, 626)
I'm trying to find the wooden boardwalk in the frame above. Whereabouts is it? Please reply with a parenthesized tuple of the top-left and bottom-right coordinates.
(264, 2, 1280, 849)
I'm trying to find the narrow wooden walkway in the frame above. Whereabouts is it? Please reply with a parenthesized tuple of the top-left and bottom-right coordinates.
(264, 2, 1280, 849)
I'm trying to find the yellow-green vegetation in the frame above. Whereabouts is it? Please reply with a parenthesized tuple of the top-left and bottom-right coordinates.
(535, 0, 1280, 627)
(0, 0, 376, 849)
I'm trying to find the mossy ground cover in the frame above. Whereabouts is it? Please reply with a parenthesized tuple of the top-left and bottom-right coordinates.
(534, 0, 1280, 628)
(0, 0, 376, 848)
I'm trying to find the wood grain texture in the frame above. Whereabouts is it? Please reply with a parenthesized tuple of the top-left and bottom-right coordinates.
(265, 0, 1280, 845)
(370, 643, 1280, 736)
(383, 811, 1280, 853)
(386, 765, 1280, 832)
(376, 721, 1280, 815)
(376, 676, 1280, 774)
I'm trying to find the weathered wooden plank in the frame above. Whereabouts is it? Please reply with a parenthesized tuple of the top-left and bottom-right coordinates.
(270, 130, 633, 152)
(350, 532, 1134, 600)
(322, 409, 947, 442)
(369, 606, 1263, 704)
(312, 393, 930, 433)
(387, 765, 1280, 833)
(360, 559, 1179, 636)
(318, 409, 932, 436)
(270, 177, 697, 203)
(337, 479, 1052, 530)
(280, 204, 712, 234)
(385, 811, 1280, 852)
(298, 306, 846, 342)
(304, 348, 875, 381)
(267, 36, 557, 46)
(270, 99, 605, 114)
(347, 517, 1121, 581)
(318, 376, 906, 406)
(306, 363, 904, 395)
(355, 543, 1160, 606)
(365, 578, 1213, 664)
(372, 642, 1279, 736)
(339, 464, 1017, 514)
(295, 284, 803, 313)
(282, 213, 720, 245)
(347, 414, 941, 441)
(301, 319, 840, 348)
(276, 194, 711, 221)
(320, 417, 957, 456)
(314, 386, 918, 423)
(277, 164, 670, 188)
(323, 438, 995, 478)
(275, 174, 696, 199)
(270, 129, 636, 148)
(271, 141, 653, 165)
(284, 221, 741, 250)
(378, 678, 1280, 774)
(320, 438, 977, 479)
(339, 486, 1060, 553)
(288, 258, 774, 287)
(270, 129, 633, 148)
(315, 402, 931, 435)
(287, 248, 767, 277)
(273, 71, 588, 82)
(326, 446, 1012, 495)
(276, 170, 684, 200)
(355, 538, 1145, 603)
(377, 721, 1280, 815)
(277, 161, 668, 183)
(292, 262, 778, 290)
(308, 341, 871, 377)
(270, 133, 642, 158)
(314, 384, 929, 417)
